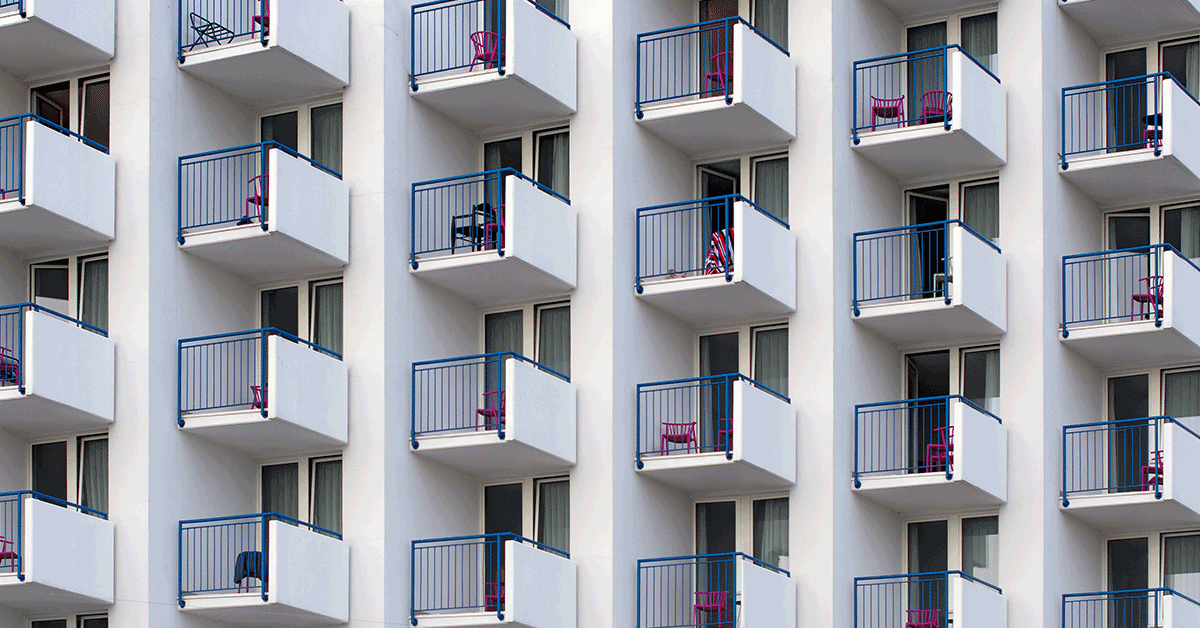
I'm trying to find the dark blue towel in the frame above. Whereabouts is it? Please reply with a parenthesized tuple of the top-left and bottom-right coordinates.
(234, 551, 263, 584)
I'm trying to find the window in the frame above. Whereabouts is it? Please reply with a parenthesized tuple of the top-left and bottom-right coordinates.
(1164, 203, 1200, 261)
(259, 102, 343, 172)
(961, 180, 999, 243)
(261, 111, 299, 152)
(694, 496, 789, 569)
(902, 177, 1000, 243)
(77, 436, 108, 515)
(79, 77, 110, 150)
(1166, 368, 1200, 425)
(752, 325, 787, 396)
(261, 287, 300, 337)
(905, 514, 999, 582)
(481, 301, 571, 376)
(692, 324, 788, 396)
(30, 73, 109, 146)
(482, 477, 570, 553)
(29, 434, 107, 511)
(480, 127, 571, 200)
(752, 155, 788, 223)
(310, 457, 342, 535)
(261, 462, 299, 519)
(961, 347, 999, 414)
(32, 621, 67, 628)
(77, 616, 107, 628)
(310, 280, 344, 356)
(260, 455, 342, 534)
(1161, 38, 1200, 97)
(751, 497, 788, 569)
(28, 253, 108, 327)
(534, 128, 569, 198)
(257, 277, 343, 353)
(534, 0, 567, 21)
(753, 0, 787, 48)
(31, 260, 69, 315)
(961, 516, 999, 583)
(1164, 533, 1200, 599)
(78, 256, 108, 331)
(310, 103, 343, 175)
(535, 477, 569, 551)
(32, 441, 67, 502)
(960, 13, 998, 73)
(535, 302, 570, 377)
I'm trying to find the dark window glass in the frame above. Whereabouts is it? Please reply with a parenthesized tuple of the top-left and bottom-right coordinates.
(31, 441, 68, 503)
(261, 287, 299, 337)
(261, 112, 299, 152)
(311, 104, 342, 174)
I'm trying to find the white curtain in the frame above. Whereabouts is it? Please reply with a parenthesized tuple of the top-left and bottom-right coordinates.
(1165, 205, 1200, 261)
(536, 131, 569, 198)
(261, 463, 298, 520)
(79, 258, 108, 332)
(961, 13, 998, 73)
(1166, 369, 1200, 430)
(485, 310, 523, 391)
(311, 459, 342, 536)
(754, 157, 788, 223)
(753, 0, 788, 49)
(536, 479, 569, 553)
(752, 498, 789, 569)
(312, 282, 343, 356)
(537, 305, 570, 377)
(962, 516, 999, 584)
(962, 349, 1000, 414)
(753, 328, 788, 397)
(962, 182, 1000, 243)
(311, 103, 343, 174)
(79, 438, 108, 516)
(1166, 535, 1200, 599)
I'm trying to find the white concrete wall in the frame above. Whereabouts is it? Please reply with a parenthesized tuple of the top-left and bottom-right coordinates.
(952, 48, 1007, 165)
(272, 0, 350, 86)
(1166, 78, 1200, 175)
(27, 0, 115, 58)
(270, 146, 350, 265)
(734, 22, 797, 140)
(267, 334, 348, 445)
(1166, 251, 1200, 340)
(952, 575, 1005, 628)
(0, 72, 25, 119)
(508, 0, 578, 113)
(953, 224, 1006, 333)
(24, 497, 114, 604)
(507, 540, 576, 628)
(735, 380, 795, 484)
(269, 519, 349, 623)
(955, 400, 1006, 503)
(1166, 593, 1200, 628)
(740, 560, 795, 628)
(25, 118, 115, 239)
(735, 201, 796, 312)
(507, 356, 575, 466)
(26, 309, 115, 422)
(505, 174, 577, 291)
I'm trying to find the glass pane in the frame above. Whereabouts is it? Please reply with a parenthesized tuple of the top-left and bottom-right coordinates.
(1162, 41, 1200, 97)
(31, 82, 69, 127)
(535, 131, 569, 197)
(962, 182, 999, 243)
(536, 305, 570, 377)
(33, 263, 70, 315)
(961, 348, 1000, 414)
(752, 497, 788, 569)
(536, 478, 569, 552)
(32, 441, 67, 503)
(79, 258, 109, 331)
(32, 621, 67, 628)
(260, 287, 299, 337)
(753, 0, 788, 48)
(1164, 205, 1200, 261)
(261, 463, 299, 519)
(960, 13, 997, 73)
(312, 282, 343, 356)
(79, 437, 108, 515)
(484, 483, 523, 535)
(1165, 534, 1200, 599)
(311, 459, 342, 535)
(1166, 369, 1200, 427)
(753, 157, 788, 223)
(80, 80, 110, 149)
(261, 112, 299, 152)
(79, 619, 107, 628)
(311, 103, 343, 174)
(906, 23, 948, 122)
(753, 327, 788, 396)
(535, 0, 566, 21)
(484, 310, 523, 392)
(484, 138, 522, 172)
(961, 516, 999, 583)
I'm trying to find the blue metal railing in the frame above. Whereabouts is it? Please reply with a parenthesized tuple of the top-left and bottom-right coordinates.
(0, 491, 107, 582)
(635, 17, 788, 118)
(1061, 244, 1199, 335)
(852, 220, 1000, 316)
(177, 328, 341, 426)
(0, 303, 108, 396)
(1063, 588, 1200, 628)
(178, 512, 341, 607)
(410, 168, 568, 268)
(178, 0, 269, 62)
(853, 395, 1000, 487)
(635, 373, 788, 469)
(1061, 415, 1200, 505)
(1, 114, 109, 205)
(0, 1, 22, 18)
(177, 141, 341, 244)
(634, 195, 788, 293)
(410, 351, 567, 447)
(855, 572, 1001, 628)
(637, 552, 788, 628)
(410, 533, 568, 624)
(1061, 73, 1200, 167)
(852, 45, 998, 144)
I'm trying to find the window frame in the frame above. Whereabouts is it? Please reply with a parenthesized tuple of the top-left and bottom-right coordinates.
(900, 175, 1000, 237)
(257, 453, 343, 528)
(307, 454, 344, 534)
(694, 321, 789, 380)
(532, 126, 570, 197)
(480, 475, 571, 551)
(901, 511, 1000, 578)
(308, 277, 345, 353)
(28, 71, 110, 136)
(256, 98, 344, 164)
(27, 431, 107, 508)
(532, 475, 570, 548)
(901, 6, 999, 52)
(479, 124, 571, 180)
(692, 493, 790, 564)
(532, 300, 570, 375)
(25, 250, 108, 324)
(898, 342, 1000, 398)
(254, 276, 344, 348)
(480, 300, 572, 366)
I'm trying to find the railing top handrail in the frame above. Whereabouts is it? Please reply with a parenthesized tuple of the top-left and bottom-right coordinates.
(412, 350, 569, 382)
(852, 44, 999, 84)
(0, 113, 109, 154)
(0, 490, 108, 519)
(855, 394, 1002, 423)
(636, 372, 789, 403)
(1065, 414, 1200, 440)
(178, 140, 342, 180)
(411, 0, 570, 28)
(0, 302, 108, 337)
(636, 16, 788, 57)
(1063, 242, 1200, 275)
(1064, 588, 1200, 606)
(636, 551, 790, 576)
(178, 327, 342, 360)
(853, 219, 1001, 254)
(413, 167, 569, 205)
(411, 532, 569, 558)
(854, 570, 1001, 594)
(179, 512, 342, 539)
(1064, 72, 1200, 108)
(636, 194, 790, 230)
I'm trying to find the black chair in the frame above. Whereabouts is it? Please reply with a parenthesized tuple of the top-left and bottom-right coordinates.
(233, 550, 264, 593)
(451, 203, 499, 253)
(187, 12, 236, 51)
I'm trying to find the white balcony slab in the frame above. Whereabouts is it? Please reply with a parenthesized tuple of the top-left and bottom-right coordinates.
(1061, 421, 1200, 532)
(0, 497, 113, 613)
(181, 520, 348, 627)
(1166, 594, 1200, 628)
(853, 48, 1006, 182)
(854, 223, 1006, 345)
(412, 540, 575, 628)
(1061, 79, 1200, 207)
(952, 575, 1008, 628)
(411, 175, 577, 307)
(179, 147, 349, 281)
(1059, 0, 1200, 45)
(0, 309, 113, 435)
(1061, 251, 1200, 369)
(413, 357, 575, 477)
(741, 560, 796, 628)
(178, 0, 349, 107)
(0, 118, 114, 258)
(637, 201, 795, 327)
(636, 22, 795, 157)
(875, 0, 1002, 20)
(0, 1, 114, 79)
(638, 380, 794, 492)
(854, 399, 1007, 514)
(410, 0, 577, 133)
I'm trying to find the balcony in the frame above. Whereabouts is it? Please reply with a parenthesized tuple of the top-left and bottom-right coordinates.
(411, 534, 574, 628)
(635, 196, 795, 326)
(635, 374, 794, 491)
(176, 0, 350, 107)
(178, 142, 348, 280)
(1061, 244, 1200, 368)
(0, 115, 114, 258)
(637, 553, 793, 628)
(409, 0, 577, 133)
(0, 492, 112, 613)
(853, 220, 1006, 345)
(178, 328, 348, 458)
(410, 169, 576, 306)
(1065, 589, 1200, 628)
(411, 352, 574, 476)
(1060, 0, 1200, 45)
(855, 572, 1005, 628)
(635, 18, 795, 157)
(1061, 74, 1200, 206)
(0, 1, 114, 79)
(1062, 415, 1200, 532)
(852, 46, 1006, 182)
(0, 304, 113, 436)
(178, 514, 348, 626)
(853, 396, 1007, 513)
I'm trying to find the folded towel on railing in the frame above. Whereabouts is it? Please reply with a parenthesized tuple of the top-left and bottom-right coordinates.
(704, 228, 734, 275)
(234, 550, 264, 584)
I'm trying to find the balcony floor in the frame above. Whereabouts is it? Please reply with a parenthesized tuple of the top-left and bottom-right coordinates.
(411, 611, 538, 628)
(181, 227, 346, 281)
(0, 389, 112, 436)
(413, 432, 573, 477)
(1062, 491, 1200, 532)
(0, 577, 110, 614)
(855, 297, 1005, 346)
(1061, 150, 1200, 207)
(1061, 322, 1200, 369)
(180, 409, 347, 458)
(638, 276, 794, 327)
(638, 453, 793, 492)
(855, 473, 1005, 514)
(182, 594, 342, 627)
(0, 201, 113, 259)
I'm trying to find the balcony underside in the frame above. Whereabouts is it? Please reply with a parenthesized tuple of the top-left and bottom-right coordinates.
(854, 126, 1004, 183)
(855, 473, 1006, 514)
(0, 577, 109, 614)
(855, 299, 1005, 346)
(413, 433, 573, 477)
(638, 277, 794, 327)
(411, 73, 575, 134)
(638, 454, 793, 492)
(0, 389, 112, 436)
(1062, 492, 1200, 532)
(638, 100, 793, 157)
(876, 0, 997, 19)
(412, 253, 574, 307)
(1059, 0, 1200, 44)
(181, 45, 345, 106)
(0, 200, 112, 259)
(1062, 151, 1200, 207)
(182, 595, 342, 628)
(1061, 322, 1200, 369)
(180, 409, 347, 459)
(181, 227, 346, 281)
(0, 16, 111, 79)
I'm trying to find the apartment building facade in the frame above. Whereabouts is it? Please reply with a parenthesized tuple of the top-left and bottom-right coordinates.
(0, 0, 1198, 627)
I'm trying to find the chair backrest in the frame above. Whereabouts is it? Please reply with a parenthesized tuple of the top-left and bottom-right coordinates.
(871, 95, 905, 108)
(1141, 275, 1164, 294)
(260, 0, 269, 19)
(936, 425, 954, 448)
(484, 389, 506, 411)
(696, 590, 728, 607)
(471, 31, 501, 55)
(907, 609, 940, 625)
(662, 422, 694, 437)
(250, 384, 263, 404)
(710, 51, 733, 78)
(921, 90, 951, 111)
(249, 174, 267, 202)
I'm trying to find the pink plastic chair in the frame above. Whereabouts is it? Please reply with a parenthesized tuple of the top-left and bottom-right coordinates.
(925, 426, 954, 473)
(920, 90, 952, 124)
(0, 535, 18, 573)
(0, 346, 18, 385)
(253, 0, 269, 29)
(1131, 276, 1164, 321)
(871, 96, 905, 130)
(250, 385, 267, 410)
(694, 591, 729, 627)
(485, 581, 505, 611)
(660, 422, 697, 455)
(704, 52, 733, 96)
(1142, 450, 1164, 491)
(482, 204, 506, 251)
(476, 390, 506, 431)
(717, 417, 733, 451)
(470, 31, 505, 70)
(239, 174, 267, 225)
(906, 609, 940, 628)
